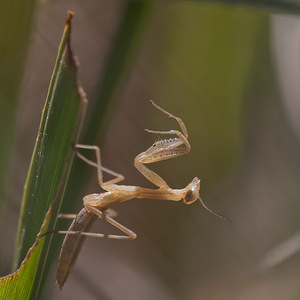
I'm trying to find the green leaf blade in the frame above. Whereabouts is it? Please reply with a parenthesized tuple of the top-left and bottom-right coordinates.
(0, 12, 87, 299)
(1, 207, 52, 298)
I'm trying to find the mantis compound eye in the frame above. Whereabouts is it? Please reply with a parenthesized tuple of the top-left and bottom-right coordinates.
(183, 189, 198, 204)
(183, 178, 200, 204)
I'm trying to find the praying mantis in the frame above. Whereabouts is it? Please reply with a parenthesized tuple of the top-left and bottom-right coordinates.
(55, 100, 225, 289)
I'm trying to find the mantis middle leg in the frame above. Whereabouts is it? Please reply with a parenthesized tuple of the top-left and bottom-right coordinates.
(75, 144, 125, 189)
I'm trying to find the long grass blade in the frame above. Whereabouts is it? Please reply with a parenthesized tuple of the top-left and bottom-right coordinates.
(0, 11, 87, 300)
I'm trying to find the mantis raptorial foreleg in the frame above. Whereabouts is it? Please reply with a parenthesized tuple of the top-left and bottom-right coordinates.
(149, 99, 189, 138)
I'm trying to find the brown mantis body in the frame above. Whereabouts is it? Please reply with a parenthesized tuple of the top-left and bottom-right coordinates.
(56, 101, 224, 289)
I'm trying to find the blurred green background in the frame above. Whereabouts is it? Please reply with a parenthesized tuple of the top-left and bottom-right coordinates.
(1, 1, 300, 299)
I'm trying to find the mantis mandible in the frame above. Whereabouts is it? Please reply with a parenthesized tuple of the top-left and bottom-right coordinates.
(55, 100, 225, 289)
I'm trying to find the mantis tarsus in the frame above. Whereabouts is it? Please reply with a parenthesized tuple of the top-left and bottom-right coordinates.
(55, 100, 226, 289)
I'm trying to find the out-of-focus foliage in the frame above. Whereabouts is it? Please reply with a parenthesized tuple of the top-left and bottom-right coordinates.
(207, 0, 300, 15)
(154, 5, 267, 186)
(0, 1, 36, 213)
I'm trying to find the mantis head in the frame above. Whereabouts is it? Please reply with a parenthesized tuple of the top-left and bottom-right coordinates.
(184, 177, 228, 221)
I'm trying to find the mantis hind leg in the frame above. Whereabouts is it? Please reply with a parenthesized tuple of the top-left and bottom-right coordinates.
(85, 205, 137, 240)
(56, 206, 136, 240)
(58, 208, 117, 220)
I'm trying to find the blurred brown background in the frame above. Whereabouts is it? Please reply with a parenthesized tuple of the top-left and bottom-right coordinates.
(2, 1, 300, 299)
